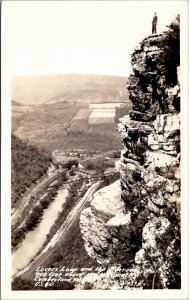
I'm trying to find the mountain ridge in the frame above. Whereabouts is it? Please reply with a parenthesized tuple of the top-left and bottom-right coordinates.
(12, 74, 129, 105)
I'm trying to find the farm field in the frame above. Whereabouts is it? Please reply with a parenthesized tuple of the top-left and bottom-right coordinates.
(69, 109, 91, 133)
(12, 104, 36, 131)
(88, 108, 115, 124)
(12, 100, 131, 152)
(89, 103, 123, 109)
(72, 109, 92, 120)
(12, 74, 131, 152)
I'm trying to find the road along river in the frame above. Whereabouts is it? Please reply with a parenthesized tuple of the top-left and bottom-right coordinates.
(12, 188, 68, 277)
(15, 181, 101, 280)
(11, 171, 60, 230)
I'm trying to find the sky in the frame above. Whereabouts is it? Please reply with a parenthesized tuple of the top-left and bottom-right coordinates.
(2, 0, 186, 76)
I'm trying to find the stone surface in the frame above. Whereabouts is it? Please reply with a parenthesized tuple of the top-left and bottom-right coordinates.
(134, 217, 177, 288)
(80, 207, 112, 265)
(90, 180, 123, 222)
(80, 181, 138, 266)
(127, 33, 180, 115)
(106, 212, 130, 226)
(79, 33, 180, 289)
(129, 110, 154, 122)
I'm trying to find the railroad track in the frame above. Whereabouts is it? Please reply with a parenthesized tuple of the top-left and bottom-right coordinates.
(14, 181, 101, 280)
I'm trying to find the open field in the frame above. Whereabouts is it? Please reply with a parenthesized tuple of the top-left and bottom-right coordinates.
(89, 103, 124, 109)
(12, 105, 36, 131)
(13, 103, 81, 140)
(69, 108, 91, 133)
(12, 100, 131, 152)
(12, 74, 131, 152)
(72, 109, 92, 120)
(69, 119, 89, 134)
(88, 123, 118, 136)
(88, 108, 115, 124)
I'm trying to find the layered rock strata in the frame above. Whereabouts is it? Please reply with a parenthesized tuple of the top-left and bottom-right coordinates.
(80, 33, 180, 289)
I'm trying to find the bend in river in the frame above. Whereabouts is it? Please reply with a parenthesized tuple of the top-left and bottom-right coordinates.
(12, 188, 68, 276)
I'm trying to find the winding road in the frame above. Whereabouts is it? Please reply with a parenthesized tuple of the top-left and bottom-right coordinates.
(11, 171, 60, 229)
(14, 180, 101, 280)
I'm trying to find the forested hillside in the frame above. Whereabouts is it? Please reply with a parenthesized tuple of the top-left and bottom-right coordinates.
(11, 135, 52, 207)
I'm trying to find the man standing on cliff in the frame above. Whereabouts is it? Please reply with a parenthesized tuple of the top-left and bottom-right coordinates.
(152, 12, 158, 34)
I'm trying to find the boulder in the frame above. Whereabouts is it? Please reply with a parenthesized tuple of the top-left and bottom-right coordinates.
(90, 180, 123, 222)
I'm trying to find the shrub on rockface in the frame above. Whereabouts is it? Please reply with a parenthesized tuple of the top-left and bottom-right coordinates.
(163, 14, 180, 85)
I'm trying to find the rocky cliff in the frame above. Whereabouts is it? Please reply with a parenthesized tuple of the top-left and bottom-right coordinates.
(80, 33, 180, 289)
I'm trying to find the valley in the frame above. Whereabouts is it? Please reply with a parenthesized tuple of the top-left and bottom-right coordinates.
(11, 74, 130, 152)
(9, 11, 182, 291)
(11, 73, 129, 289)
(12, 101, 131, 152)
(12, 152, 120, 289)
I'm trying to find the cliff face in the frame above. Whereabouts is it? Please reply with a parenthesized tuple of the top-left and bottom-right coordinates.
(80, 181, 133, 266)
(80, 33, 180, 289)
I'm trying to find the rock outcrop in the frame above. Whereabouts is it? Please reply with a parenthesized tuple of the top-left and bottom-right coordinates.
(80, 181, 133, 266)
(80, 33, 180, 289)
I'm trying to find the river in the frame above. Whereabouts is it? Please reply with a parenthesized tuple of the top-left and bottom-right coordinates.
(12, 188, 68, 276)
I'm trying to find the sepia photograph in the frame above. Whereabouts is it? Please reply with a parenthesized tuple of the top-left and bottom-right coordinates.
(1, 0, 188, 299)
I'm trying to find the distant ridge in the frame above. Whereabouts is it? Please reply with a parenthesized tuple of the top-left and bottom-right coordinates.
(11, 100, 23, 106)
(12, 74, 129, 105)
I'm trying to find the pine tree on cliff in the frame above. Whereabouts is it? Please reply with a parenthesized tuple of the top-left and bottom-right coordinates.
(163, 14, 180, 85)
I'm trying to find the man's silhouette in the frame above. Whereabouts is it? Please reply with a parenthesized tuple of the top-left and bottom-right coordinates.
(152, 12, 158, 34)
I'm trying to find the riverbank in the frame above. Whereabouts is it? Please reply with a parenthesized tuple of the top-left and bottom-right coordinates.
(12, 188, 68, 276)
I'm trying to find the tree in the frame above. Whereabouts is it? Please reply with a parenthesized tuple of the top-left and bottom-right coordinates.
(163, 14, 180, 85)
(25, 204, 43, 230)
(11, 134, 52, 207)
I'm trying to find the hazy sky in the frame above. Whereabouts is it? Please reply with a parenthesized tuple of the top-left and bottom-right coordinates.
(2, 0, 186, 76)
